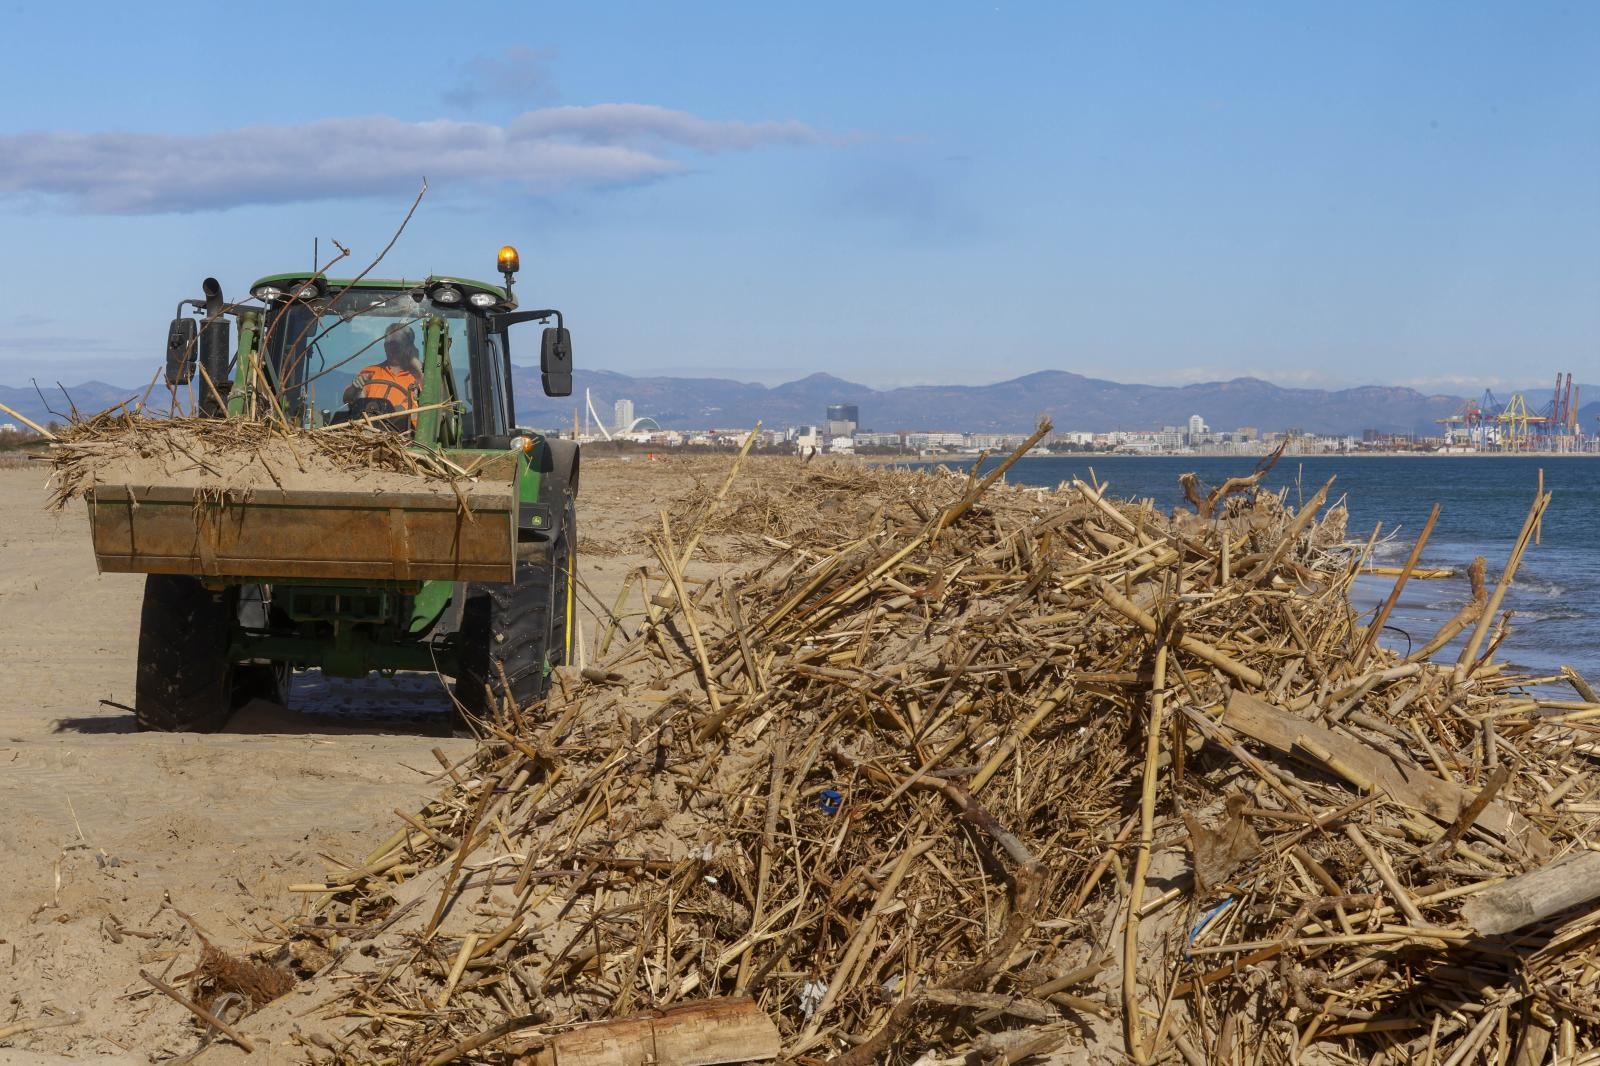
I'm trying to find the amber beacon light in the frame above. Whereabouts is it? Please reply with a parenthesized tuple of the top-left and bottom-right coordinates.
(497, 245, 521, 276)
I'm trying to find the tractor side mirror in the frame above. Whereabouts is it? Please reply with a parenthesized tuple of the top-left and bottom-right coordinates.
(540, 327, 572, 397)
(490, 308, 572, 398)
(165, 318, 197, 385)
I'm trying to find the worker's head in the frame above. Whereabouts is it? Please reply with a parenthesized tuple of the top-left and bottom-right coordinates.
(382, 322, 420, 372)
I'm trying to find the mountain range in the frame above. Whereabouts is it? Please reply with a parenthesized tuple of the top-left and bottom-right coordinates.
(509, 369, 1596, 438)
(3, 369, 1594, 439)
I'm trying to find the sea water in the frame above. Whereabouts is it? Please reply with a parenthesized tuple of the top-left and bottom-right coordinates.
(910, 455, 1600, 678)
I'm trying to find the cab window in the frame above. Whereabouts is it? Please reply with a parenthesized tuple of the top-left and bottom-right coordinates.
(476, 324, 510, 438)
(269, 290, 476, 431)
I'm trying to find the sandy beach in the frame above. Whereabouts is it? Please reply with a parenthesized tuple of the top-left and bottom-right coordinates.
(0, 455, 707, 1058)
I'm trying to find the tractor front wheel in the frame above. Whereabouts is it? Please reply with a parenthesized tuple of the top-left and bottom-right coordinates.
(458, 559, 556, 720)
(231, 661, 291, 707)
(133, 575, 238, 732)
(458, 504, 576, 721)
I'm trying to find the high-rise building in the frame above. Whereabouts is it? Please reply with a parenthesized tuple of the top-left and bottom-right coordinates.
(614, 398, 635, 433)
(825, 403, 859, 439)
(1187, 414, 1208, 443)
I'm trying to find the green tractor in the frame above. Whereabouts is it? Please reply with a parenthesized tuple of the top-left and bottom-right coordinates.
(91, 246, 579, 730)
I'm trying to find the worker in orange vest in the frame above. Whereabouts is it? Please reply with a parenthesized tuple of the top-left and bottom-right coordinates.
(343, 322, 422, 411)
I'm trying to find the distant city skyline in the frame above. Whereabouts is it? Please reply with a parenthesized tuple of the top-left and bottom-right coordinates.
(0, 3, 1595, 392)
(534, 391, 1575, 457)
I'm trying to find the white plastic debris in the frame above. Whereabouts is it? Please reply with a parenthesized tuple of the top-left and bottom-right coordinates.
(799, 979, 827, 1018)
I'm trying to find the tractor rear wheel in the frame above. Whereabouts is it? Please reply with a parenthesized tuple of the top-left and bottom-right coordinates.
(134, 575, 237, 732)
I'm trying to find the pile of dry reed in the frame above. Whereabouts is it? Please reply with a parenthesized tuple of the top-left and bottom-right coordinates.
(187, 430, 1600, 1065)
(44, 411, 474, 510)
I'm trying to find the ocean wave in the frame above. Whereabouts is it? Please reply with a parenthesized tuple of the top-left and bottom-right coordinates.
(1424, 600, 1471, 612)
(1513, 608, 1587, 624)
(1515, 577, 1571, 597)
(1369, 541, 1410, 563)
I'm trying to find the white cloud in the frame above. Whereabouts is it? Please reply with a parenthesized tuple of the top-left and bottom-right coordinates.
(0, 105, 830, 214)
(511, 105, 830, 152)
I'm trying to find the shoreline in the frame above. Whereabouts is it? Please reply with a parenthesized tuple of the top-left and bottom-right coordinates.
(859, 450, 1600, 465)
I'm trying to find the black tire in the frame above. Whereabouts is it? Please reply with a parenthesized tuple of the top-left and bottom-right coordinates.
(232, 661, 290, 707)
(458, 559, 555, 719)
(550, 498, 578, 670)
(457, 501, 577, 719)
(134, 575, 237, 732)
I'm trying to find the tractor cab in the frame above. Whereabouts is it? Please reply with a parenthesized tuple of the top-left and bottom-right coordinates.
(249, 275, 515, 443)
(165, 246, 573, 444)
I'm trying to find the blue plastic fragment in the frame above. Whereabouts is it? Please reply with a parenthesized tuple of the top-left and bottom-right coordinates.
(819, 788, 843, 815)
(1184, 897, 1235, 959)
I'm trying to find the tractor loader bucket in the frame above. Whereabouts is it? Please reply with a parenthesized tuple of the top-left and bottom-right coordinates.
(85, 477, 516, 584)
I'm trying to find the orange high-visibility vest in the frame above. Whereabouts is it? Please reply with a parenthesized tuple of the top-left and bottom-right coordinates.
(358, 364, 420, 410)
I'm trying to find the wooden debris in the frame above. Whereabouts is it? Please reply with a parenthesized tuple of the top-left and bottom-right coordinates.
(1364, 564, 1454, 579)
(139, 968, 256, 1054)
(519, 998, 779, 1066)
(1222, 689, 1552, 857)
(209, 444, 1600, 1066)
(0, 1009, 82, 1041)
(1462, 851, 1600, 935)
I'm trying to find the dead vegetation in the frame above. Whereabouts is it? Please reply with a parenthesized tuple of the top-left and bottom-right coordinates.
(125, 428, 1588, 1066)
(45, 411, 476, 510)
(191, 943, 298, 1010)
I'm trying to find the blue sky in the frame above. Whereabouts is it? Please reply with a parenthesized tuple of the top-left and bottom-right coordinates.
(0, 2, 1595, 392)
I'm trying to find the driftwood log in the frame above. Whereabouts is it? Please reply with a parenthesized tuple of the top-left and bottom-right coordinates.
(1462, 851, 1600, 935)
(519, 998, 779, 1066)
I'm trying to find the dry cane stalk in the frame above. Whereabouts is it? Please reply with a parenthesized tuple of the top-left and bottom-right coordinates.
(1123, 641, 1167, 1064)
(1097, 579, 1265, 688)
(140, 969, 255, 1053)
(1453, 490, 1551, 684)
(1242, 476, 1335, 584)
(0, 1009, 82, 1041)
(676, 421, 762, 569)
(1356, 502, 1440, 671)
(735, 737, 787, 994)
(0, 399, 55, 438)
(798, 837, 936, 1045)
(655, 513, 721, 718)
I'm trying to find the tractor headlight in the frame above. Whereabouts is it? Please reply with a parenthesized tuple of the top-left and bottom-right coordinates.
(469, 292, 497, 309)
(431, 286, 462, 305)
(251, 285, 286, 301)
(291, 280, 323, 300)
